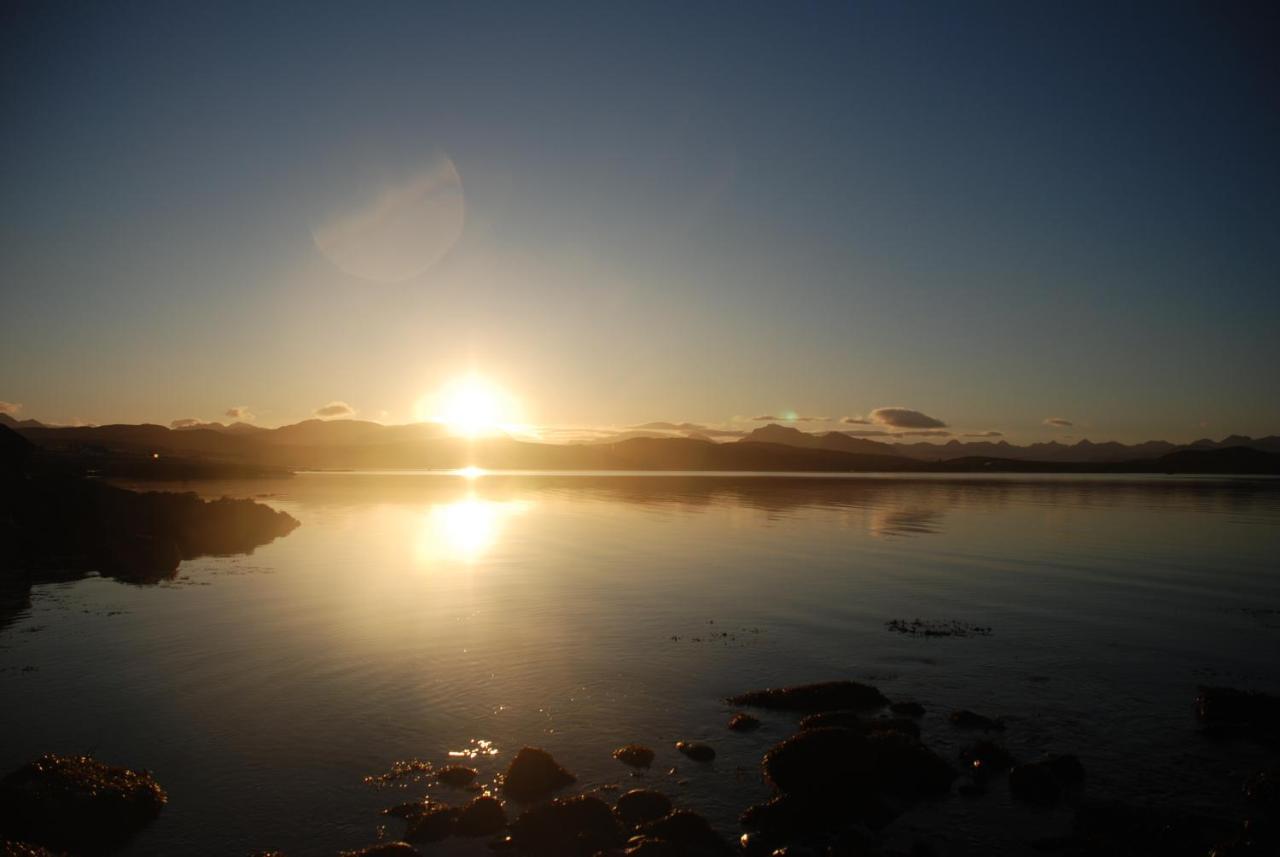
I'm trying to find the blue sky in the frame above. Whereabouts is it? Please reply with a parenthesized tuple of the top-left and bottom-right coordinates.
(2, 1, 1277, 441)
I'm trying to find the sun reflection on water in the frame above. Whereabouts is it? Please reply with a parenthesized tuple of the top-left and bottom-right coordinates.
(413, 496, 530, 565)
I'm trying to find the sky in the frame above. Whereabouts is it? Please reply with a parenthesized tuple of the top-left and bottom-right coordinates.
(2, 1, 1278, 443)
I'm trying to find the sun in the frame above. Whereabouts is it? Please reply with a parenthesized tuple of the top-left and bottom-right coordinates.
(423, 375, 517, 438)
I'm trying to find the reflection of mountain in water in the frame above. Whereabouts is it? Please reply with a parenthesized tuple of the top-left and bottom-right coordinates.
(1, 426, 299, 628)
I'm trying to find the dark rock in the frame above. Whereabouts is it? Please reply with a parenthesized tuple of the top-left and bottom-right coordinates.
(502, 748, 576, 801)
(675, 741, 715, 762)
(404, 806, 459, 842)
(890, 701, 926, 717)
(741, 793, 896, 837)
(1244, 768, 1280, 805)
(764, 728, 874, 795)
(613, 745, 655, 768)
(0, 753, 166, 852)
(949, 710, 1004, 731)
(728, 713, 761, 732)
(509, 795, 625, 856)
(340, 843, 421, 856)
(1196, 687, 1280, 741)
(456, 796, 506, 836)
(383, 800, 430, 820)
(1, 843, 64, 857)
(637, 810, 734, 856)
(727, 681, 888, 712)
(1008, 755, 1083, 805)
(866, 732, 956, 800)
(435, 765, 478, 787)
(614, 790, 672, 828)
(624, 837, 684, 856)
(1069, 799, 1229, 856)
(799, 711, 920, 740)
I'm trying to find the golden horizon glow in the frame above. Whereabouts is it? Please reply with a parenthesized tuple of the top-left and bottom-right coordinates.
(418, 375, 520, 438)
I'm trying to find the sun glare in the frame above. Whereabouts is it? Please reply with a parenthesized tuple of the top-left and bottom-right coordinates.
(421, 375, 518, 438)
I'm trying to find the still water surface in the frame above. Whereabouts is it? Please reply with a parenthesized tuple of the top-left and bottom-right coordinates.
(2, 473, 1279, 855)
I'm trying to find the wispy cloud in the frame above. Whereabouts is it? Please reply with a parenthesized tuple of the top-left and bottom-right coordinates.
(897, 429, 952, 437)
(0, 401, 21, 416)
(752, 414, 829, 423)
(1043, 417, 1073, 428)
(314, 401, 355, 419)
(631, 421, 747, 438)
(963, 431, 1003, 438)
(841, 416, 872, 425)
(170, 418, 203, 429)
(869, 407, 948, 429)
(225, 406, 254, 422)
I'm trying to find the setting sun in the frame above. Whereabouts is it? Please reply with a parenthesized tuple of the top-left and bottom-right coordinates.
(420, 375, 517, 438)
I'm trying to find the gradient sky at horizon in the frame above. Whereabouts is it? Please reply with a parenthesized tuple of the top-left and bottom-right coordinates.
(2, 1, 1278, 442)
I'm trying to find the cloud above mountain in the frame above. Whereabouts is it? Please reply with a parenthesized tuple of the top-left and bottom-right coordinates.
(841, 416, 872, 425)
(170, 418, 202, 429)
(1044, 417, 1073, 428)
(0, 401, 22, 416)
(631, 421, 746, 438)
(869, 407, 948, 429)
(314, 401, 355, 419)
(225, 406, 254, 422)
(964, 431, 1004, 438)
(752, 414, 829, 423)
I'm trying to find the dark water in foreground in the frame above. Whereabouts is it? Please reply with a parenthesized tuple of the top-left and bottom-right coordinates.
(2, 473, 1279, 855)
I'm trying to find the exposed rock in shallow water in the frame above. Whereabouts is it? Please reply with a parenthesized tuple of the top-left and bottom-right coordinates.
(636, 810, 735, 856)
(1008, 754, 1084, 804)
(1, 843, 64, 857)
(798, 711, 920, 740)
(613, 745, 655, 768)
(340, 843, 421, 856)
(509, 795, 624, 855)
(948, 709, 1004, 731)
(455, 795, 506, 836)
(1195, 686, 1280, 742)
(435, 764, 477, 787)
(727, 713, 760, 732)
(623, 835, 684, 856)
(675, 741, 715, 762)
(502, 747, 576, 801)
(404, 805, 458, 842)
(614, 789, 673, 828)
(727, 681, 889, 712)
(0, 753, 166, 853)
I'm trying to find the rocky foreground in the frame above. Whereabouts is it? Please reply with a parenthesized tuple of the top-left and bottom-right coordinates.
(4, 680, 1276, 857)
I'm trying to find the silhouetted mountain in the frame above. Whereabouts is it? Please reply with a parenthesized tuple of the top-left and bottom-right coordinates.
(172, 420, 266, 435)
(0, 413, 46, 430)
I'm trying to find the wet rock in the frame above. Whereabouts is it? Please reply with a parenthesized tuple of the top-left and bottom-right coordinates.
(502, 747, 576, 801)
(1196, 687, 1280, 741)
(866, 732, 956, 801)
(798, 711, 920, 740)
(456, 795, 506, 836)
(624, 836, 684, 856)
(404, 806, 459, 842)
(763, 728, 874, 795)
(727, 681, 888, 712)
(1, 844, 64, 857)
(675, 742, 715, 762)
(890, 701, 926, 717)
(340, 843, 421, 856)
(509, 795, 625, 856)
(741, 793, 896, 839)
(637, 810, 735, 856)
(614, 790, 672, 828)
(959, 739, 1015, 776)
(435, 765, 478, 787)
(613, 745, 656, 768)
(0, 753, 166, 852)
(728, 713, 761, 732)
(948, 709, 1004, 731)
(383, 799, 430, 820)
(1008, 754, 1084, 805)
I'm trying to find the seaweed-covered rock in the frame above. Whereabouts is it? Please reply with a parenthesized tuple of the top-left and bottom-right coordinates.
(340, 843, 421, 856)
(949, 710, 1004, 731)
(1196, 687, 1280, 741)
(0, 753, 166, 852)
(509, 795, 625, 856)
(675, 741, 715, 762)
(456, 796, 506, 836)
(502, 748, 576, 801)
(637, 810, 734, 856)
(727, 681, 888, 712)
(728, 713, 761, 732)
(614, 789, 672, 828)
(613, 745, 655, 768)
(1008, 755, 1084, 805)
(404, 806, 459, 842)
(435, 765, 477, 787)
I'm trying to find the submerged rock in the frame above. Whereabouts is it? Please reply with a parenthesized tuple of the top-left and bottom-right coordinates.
(613, 745, 656, 769)
(1008, 754, 1084, 804)
(614, 789, 673, 828)
(456, 795, 506, 836)
(509, 795, 625, 855)
(727, 713, 761, 732)
(502, 748, 576, 801)
(727, 681, 888, 712)
(0, 753, 166, 852)
(435, 765, 478, 787)
(1196, 686, 1280, 741)
(675, 741, 715, 762)
(949, 709, 1005, 731)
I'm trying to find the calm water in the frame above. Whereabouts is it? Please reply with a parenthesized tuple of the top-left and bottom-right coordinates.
(3, 473, 1279, 856)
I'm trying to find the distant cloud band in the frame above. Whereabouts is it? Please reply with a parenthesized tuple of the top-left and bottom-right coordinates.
(314, 401, 355, 419)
